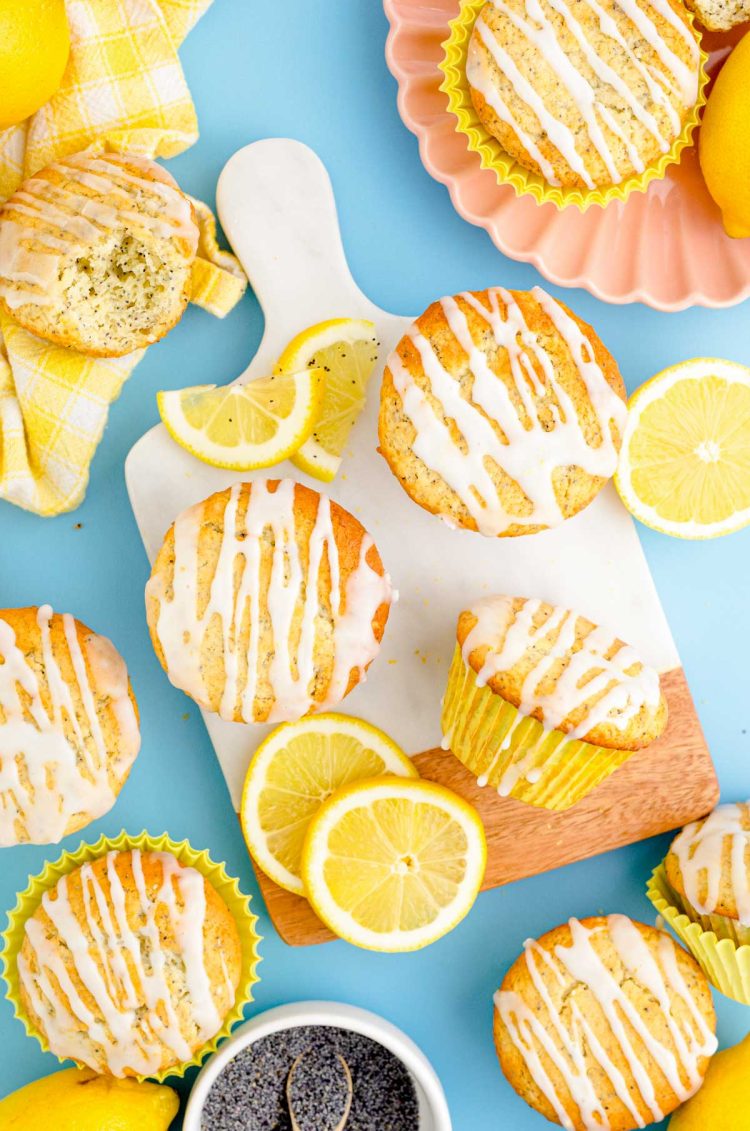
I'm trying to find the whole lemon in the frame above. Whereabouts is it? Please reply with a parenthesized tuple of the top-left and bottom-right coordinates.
(0, 1066, 180, 1130)
(669, 1032, 750, 1129)
(700, 31, 750, 239)
(0, 0, 70, 130)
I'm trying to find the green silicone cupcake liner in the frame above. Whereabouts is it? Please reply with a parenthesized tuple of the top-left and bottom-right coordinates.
(1, 829, 262, 1082)
(438, 0, 708, 212)
(441, 647, 633, 810)
(647, 864, 750, 1005)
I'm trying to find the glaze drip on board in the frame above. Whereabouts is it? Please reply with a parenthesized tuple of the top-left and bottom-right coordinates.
(385, 287, 626, 536)
(17, 849, 234, 1077)
(0, 151, 198, 310)
(495, 916, 717, 1130)
(0, 606, 140, 846)
(467, 0, 700, 188)
(670, 803, 750, 925)
(147, 480, 393, 724)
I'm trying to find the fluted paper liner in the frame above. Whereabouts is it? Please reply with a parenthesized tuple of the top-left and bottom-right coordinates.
(438, 0, 708, 212)
(1, 830, 262, 1081)
(441, 647, 633, 810)
(647, 863, 750, 1005)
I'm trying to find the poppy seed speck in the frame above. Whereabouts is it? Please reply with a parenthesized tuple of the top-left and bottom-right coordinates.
(201, 1024, 421, 1130)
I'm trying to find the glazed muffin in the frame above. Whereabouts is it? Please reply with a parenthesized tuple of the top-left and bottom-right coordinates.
(0, 605, 140, 847)
(441, 595, 667, 809)
(665, 802, 750, 945)
(0, 150, 198, 356)
(494, 915, 717, 1131)
(379, 287, 626, 537)
(146, 479, 394, 724)
(467, 0, 702, 191)
(17, 849, 242, 1077)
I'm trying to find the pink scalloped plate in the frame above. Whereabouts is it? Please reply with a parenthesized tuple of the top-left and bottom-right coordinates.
(384, 0, 749, 310)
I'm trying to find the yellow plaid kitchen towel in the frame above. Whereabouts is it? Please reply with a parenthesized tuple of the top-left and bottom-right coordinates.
(0, 0, 247, 517)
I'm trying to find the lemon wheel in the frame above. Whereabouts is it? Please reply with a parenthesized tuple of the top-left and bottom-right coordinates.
(241, 714, 417, 895)
(301, 776, 487, 952)
(615, 358, 750, 540)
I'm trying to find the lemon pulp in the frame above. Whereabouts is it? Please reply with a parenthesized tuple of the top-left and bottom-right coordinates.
(616, 359, 750, 539)
(241, 714, 416, 895)
(301, 777, 487, 951)
(158, 367, 324, 470)
(276, 318, 379, 482)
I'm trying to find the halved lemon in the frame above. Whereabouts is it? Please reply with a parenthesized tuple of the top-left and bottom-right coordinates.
(275, 318, 379, 482)
(301, 776, 487, 952)
(157, 367, 324, 471)
(241, 714, 417, 895)
(615, 358, 750, 540)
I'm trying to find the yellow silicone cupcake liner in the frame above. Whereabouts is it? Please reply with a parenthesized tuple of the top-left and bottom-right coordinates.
(438, 0, 708, 212)
(1, 829, 262, 1082)
(647, 864, 750, 1005)
(441, 647, 632, 810)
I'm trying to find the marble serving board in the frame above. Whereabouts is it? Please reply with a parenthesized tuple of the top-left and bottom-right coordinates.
(125, 139, 718, 946)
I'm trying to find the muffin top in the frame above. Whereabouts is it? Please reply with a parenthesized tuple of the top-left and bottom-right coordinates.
(18, 849, 242, 1077)
(665, 802, 750, 925)
(494, 915, 717, 1131)
(467, 0, 702, 190)
(146, 479, 394, 724)
(379, 287, 626, 537)
(0, 150, 199, 355)
(457, 595, 667, 749)
(0, 605, 140, 847)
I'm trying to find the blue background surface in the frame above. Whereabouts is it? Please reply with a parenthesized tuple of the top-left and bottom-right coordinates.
(2, 2, 750, 1126)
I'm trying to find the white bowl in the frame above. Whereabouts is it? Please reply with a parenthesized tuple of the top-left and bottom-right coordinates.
(184, 1000, 452, 1130)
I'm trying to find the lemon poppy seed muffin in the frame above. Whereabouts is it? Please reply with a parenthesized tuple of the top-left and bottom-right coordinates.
(0, 150, 199, 356)
(494, 916, 717, 1131)
(17, 849, 242, 1077)
(442, 596, 667, 809)
(379, 287, 626, 537)
(665, 802, 750, 945)
(467, 0, 702, 191)
(146, 479, 394, 724)
(0, 605, 140, 847)
(685, 0, 749, 29)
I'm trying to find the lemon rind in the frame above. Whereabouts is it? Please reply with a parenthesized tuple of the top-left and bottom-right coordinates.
(241, 714, 418, 896)
(300, 776, 487, 952)
(276, 318, 378, 482)
(615, 357, 750, 540)
(157, 368, 325, 471)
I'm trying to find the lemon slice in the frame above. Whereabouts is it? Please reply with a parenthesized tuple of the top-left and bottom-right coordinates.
(157, 368, 325, 471)
(301, 776, 487, 951)
(615, 358, 750, 540)
(241, 714, 417, 895)
(275, 318, 379, 482)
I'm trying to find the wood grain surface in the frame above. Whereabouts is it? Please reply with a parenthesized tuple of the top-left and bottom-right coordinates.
(251, 668, 718, 946)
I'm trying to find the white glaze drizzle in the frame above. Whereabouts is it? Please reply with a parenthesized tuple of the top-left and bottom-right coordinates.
(452, 596, 660, 792)
(147, 480, 393, 723)
(386, 287, 626, 536)
(467, 0, 700, 188)
(0, 151, 197, 309)
(18, 850, 229, 1077)
(670, 803, 750, 925)
(0, 606, 140, 846)
(495, 916, 716, 1130)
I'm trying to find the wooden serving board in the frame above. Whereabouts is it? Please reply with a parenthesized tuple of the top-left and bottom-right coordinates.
(125, 139, 718, 948)
(256, 670, 717, 946)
